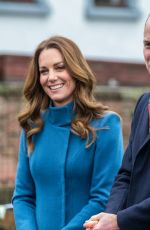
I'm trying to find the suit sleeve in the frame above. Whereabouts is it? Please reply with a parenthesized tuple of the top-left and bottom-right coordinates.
(117, 197, 150, 230)
(106, 94, 150, 230)
(12, 130, 37, 230)
(62, 113, 123, 230)
(105, 137, 132, 213)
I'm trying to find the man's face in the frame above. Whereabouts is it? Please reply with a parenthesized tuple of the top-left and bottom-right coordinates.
(144, 17, 150, 74)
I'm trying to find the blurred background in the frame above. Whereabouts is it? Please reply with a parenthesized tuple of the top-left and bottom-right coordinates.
(0, 0, 149, 229)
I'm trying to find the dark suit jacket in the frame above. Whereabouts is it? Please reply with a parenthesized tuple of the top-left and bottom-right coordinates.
(106, 92, 150, 230)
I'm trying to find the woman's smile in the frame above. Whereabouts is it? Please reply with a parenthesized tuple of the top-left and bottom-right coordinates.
(48, 83, 64, 91)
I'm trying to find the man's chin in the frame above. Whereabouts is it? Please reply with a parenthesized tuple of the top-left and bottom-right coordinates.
(146, 66, 150, 74)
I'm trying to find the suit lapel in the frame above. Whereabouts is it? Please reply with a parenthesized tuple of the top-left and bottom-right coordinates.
(134, 97, 150, 159)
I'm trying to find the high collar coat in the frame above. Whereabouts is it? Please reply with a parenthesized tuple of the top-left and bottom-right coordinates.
(106, 92, 150, 230)
(12, 102, 123, 230)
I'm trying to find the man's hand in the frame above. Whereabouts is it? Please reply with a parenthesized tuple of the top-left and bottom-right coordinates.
(83, 212, 119, 230)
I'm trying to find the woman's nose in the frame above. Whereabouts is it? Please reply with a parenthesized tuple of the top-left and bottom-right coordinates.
(47, 70, 57, 81)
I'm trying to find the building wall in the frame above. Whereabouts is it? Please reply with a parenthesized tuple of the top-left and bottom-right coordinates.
(0, 0, 149, 63)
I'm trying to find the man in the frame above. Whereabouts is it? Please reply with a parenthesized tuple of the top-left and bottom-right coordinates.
(84, 15, 150, 230)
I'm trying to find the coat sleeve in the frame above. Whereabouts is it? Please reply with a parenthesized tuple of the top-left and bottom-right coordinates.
(12, 130, 37, 230)
(62, 113, 123, 230)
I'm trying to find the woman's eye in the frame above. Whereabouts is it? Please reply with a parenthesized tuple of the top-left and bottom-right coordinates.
(40, 70, 49, 75)
(56, 65, 65, 71)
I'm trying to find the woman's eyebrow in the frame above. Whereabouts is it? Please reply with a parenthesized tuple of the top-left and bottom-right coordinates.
(54, 61, 64, 66)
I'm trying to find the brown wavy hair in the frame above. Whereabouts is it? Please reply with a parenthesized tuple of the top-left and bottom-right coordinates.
(18, 36, 108, 153)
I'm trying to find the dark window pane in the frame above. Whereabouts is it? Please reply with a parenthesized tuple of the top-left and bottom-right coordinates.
(94, 0, 128, 7)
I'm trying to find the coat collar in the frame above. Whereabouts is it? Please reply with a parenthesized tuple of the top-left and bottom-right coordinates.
(48, 101, 74, 127)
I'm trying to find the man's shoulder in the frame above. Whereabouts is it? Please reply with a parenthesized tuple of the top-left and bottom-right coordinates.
(141, 91, 150, 100)
(132, 91, 150, 120)
(136, 91, 150, 108)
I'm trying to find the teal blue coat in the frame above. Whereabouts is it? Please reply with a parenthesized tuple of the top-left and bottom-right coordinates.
(12, 102, 123, 230)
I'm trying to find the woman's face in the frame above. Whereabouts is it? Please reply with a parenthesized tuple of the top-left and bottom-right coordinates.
(39, 48, 76, 107)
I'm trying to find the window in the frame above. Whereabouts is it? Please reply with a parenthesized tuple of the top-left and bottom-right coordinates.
(0, 0, 50, 16)
(94, 0, 128, 7)
(86, 0, 140, 20)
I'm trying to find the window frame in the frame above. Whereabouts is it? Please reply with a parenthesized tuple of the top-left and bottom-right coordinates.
(86, 0, 140, 20)
(0, 0, 50, 17)
(0, 0, 35, 3)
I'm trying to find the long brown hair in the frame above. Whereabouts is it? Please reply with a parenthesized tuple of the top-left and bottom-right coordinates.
(18, 36, 108, 153)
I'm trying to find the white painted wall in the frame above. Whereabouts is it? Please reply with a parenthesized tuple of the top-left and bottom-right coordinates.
(0, 0, 149, 63)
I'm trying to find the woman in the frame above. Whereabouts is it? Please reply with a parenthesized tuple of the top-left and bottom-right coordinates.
(12, 36, 123, 230)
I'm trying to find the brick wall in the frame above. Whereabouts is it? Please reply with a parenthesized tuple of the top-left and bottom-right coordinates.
(0, 54, 149, 86)
(0, 55, 31, 81)
(87, 59, 149, 86)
